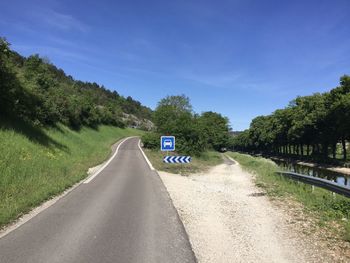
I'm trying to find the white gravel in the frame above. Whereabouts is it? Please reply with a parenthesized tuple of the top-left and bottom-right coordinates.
(159, 162, 315, 263)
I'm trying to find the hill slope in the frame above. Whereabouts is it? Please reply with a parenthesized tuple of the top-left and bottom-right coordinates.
(0, 121, 143, 228)
(0, 37, 152, 130)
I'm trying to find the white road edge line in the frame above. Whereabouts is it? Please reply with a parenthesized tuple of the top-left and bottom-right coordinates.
(138, 139, 155, 170)
(84, 136, 133, 184)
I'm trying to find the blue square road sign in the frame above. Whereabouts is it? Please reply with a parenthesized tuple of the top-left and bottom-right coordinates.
(161, 136, 175, 151)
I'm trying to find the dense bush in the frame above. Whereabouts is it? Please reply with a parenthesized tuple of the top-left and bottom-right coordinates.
(142, 132, 160, 149)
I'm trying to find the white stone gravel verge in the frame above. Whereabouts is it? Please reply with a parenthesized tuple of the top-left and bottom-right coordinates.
(159, 162, 322, 263)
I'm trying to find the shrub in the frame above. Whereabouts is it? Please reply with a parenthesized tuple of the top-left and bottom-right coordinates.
(142, 132, 160, 149)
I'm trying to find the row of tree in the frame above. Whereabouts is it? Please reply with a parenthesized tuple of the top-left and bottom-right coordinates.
(0, 37, 152, 129)
(142, 95, 230, 156)
(232, 76, 350, 160)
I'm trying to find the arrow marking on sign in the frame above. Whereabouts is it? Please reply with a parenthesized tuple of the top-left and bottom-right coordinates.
(163, 156, 191, 163)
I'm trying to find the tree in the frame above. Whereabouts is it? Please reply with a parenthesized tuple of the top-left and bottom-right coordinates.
(157, 94, 193, 114)
(0, 38, 42, 123)
(152, 95, 208, 156)
(199, 111, 230, 151)
(327, 75, 350, 159)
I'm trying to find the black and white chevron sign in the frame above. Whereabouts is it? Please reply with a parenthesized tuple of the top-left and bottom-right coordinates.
(163, 156, 191, 164)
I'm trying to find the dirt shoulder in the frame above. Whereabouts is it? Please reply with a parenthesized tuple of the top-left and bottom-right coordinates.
(159, 162, 339, 263)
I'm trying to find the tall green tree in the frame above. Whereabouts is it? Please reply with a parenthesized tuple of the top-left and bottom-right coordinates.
(157, 94, 193, 114)
(153, 95, 206, 155)
(199, 111, 230, 151)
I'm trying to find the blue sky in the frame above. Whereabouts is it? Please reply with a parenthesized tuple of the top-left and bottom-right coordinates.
(1, 0, 350, 130)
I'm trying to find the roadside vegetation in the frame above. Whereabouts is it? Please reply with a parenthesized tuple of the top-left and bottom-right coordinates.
(142, 95, 230, 156)
(144, 149, 222, 174)
(0, 37, 152, 130)
(0, 121, 143, 228)
(232, 75, 350, 166)
(227, 152, 350, 242)
(141, 95, 229, 174)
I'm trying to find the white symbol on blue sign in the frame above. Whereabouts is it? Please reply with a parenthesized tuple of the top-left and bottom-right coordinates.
(161, 136, 175, 151)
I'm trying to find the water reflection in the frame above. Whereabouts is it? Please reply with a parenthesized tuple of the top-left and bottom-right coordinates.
(274, 160, 350, 189)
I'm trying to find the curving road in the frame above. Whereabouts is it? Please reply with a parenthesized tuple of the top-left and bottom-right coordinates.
(0, 137, 196, 263)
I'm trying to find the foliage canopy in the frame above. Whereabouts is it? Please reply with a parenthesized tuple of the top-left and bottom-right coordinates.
(144, 95, 230, 156)
(232, 75, 350, 161)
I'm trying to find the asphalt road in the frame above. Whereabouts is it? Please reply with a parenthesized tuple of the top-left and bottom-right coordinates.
(0, 137, 196, 263)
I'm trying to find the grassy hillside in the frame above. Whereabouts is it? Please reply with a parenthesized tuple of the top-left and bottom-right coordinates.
(0, 122, 143, 227)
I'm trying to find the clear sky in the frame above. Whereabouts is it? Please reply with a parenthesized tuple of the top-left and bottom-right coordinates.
(1, 0, 350, 130)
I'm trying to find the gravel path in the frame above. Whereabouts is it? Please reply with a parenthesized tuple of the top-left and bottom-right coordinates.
(159, 161, 318, 263)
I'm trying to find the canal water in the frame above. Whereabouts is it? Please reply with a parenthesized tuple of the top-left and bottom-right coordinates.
(273, 159, 350, 189)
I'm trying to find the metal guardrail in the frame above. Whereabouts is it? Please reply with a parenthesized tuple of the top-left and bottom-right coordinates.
(276, 171, 350, 198)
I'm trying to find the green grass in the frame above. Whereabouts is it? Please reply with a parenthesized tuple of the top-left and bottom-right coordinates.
(226, 152, 350, 241)
(345, 222, 350, 242)
(144, 150, 223, 175)
(0, 123, 143, 228)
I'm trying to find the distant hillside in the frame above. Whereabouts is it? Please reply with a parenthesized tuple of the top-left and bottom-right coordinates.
(0, 37, 152, 130)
